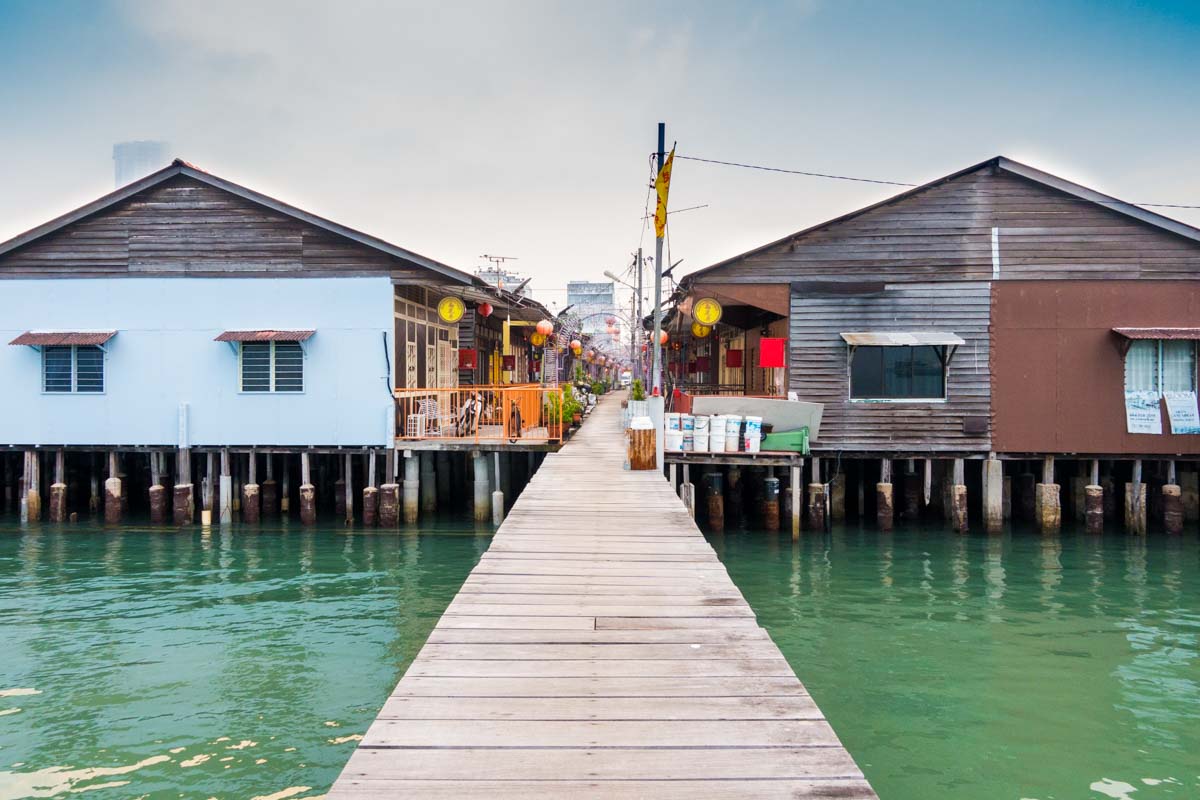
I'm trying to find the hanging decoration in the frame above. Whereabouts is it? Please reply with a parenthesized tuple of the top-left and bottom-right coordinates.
(659, 330, 669, 345)
(693, 297, 723, 326)
(759, 337, 786, 369)
(536, 319, 554, 336)
(530, 332, 546, 347)
(691, 322, 712, 338)
(476, 302, 494, 318)
(437, 296, 466, 324)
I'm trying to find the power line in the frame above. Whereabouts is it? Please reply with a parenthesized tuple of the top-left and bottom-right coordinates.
(674, 153, 1200, 210)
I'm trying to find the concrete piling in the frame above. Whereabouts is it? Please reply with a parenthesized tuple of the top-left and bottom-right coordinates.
(243, 450, 261, 524)
(261, 454, 278, 518)
(436, 452, 452, 508)
(492, 452, 505, 525)
(472, 452, 489, 522)
(807, 482, 827, 531)
(148, 451, 166, 524)
(49, 449, 66, 523)
(103, 452, 120, 525)
(1085, 484, 1104, 534)
(173, 483, 193, 526)
(951, 458, 967, 533)
(790, 464, 802, 539)
(299, 451, 315, 526)
(420, 452, 437, 514)
(362, 450, 378, 527)
(1035, 456, 1060, 533)
(403, 452, 419, 524)
(983, 458, 1003, 532)
(378, 483, 399, 527)
(877, 458, 894, 533)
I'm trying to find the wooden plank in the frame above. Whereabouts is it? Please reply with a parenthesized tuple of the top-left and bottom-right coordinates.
(328, 394, 876, 799)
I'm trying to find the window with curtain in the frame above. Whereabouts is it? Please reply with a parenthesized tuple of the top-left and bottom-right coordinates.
(1125, 339, 1196, 394)
(1161, 340, 1196, 392)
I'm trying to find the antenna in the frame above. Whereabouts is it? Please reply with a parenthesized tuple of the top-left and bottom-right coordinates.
(480, 254, 519, 267)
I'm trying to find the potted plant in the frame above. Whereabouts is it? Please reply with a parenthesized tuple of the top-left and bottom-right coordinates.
(563, 392, 584, 425)
(628, 378, 648, 419)
(543, 392, 563, 439)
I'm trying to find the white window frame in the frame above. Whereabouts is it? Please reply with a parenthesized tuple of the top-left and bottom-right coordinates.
(238, 341, 304, 393)
(846, 344, 950, 404)
(42, 344, 105, 395)
(1124, 339, 1198, 395)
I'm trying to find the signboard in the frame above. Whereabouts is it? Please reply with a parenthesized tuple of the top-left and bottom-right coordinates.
(693, 297, 723, 326)
(436, 296, 465, 324)
(1124, 390, 1163, 435)
(1164, 391, 1200, 434)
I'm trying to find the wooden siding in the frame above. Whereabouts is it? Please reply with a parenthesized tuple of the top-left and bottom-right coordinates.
(0, 176, 451, 281)
(700, 167, 1200, 285)
(790, 282, 991, 453)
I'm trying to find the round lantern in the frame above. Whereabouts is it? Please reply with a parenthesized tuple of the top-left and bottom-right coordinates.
(531, 332, 546, 347)
(659, 330, 669, 345)
(605, 316, 616, 326)
(477, 302, 494, 318)
(536, 319, 554, 336)
(570, 339, 582, 351)
(641, 343, 648, 353)
(691, 322, 712, 338)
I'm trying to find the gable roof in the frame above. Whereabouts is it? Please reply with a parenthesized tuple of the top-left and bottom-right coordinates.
(681, 155, 1200, 285)
(0, 159, 474, 285)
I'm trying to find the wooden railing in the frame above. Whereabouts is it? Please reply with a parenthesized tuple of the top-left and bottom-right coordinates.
(395, 384, 565, 443)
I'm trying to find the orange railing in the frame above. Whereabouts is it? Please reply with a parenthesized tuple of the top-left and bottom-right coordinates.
(395, 384, 565, 443)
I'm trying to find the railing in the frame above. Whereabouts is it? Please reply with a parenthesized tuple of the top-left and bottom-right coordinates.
(395, 384, 565, 443)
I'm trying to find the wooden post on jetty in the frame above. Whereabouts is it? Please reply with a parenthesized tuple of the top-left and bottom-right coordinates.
(87, 453, 99, 515)
(379, 449, 399, 527)
(299, 451, 316, 525)
(104, 451, 121, 524)
(1084, 458, 1103, 534)
(48, 449, 66, 523)
(877, 458, 893, 532)
(148, 451, 166, 523)
(261, 453, 278, 518)
(705, 471, 724, 533)
(950, 458, 967, 533)
(363, 450, 379, 527)
(829, 471, 845, 522)
(219, 449, 233, 524)
(1035, 455, 1060, 533)
(1163, 459, 1183, 535)
(763, 474, 780, 532)
(806, 456, 826, 531)
(242, 449, 261, 524)
(1126, 458, 1146, 535)
(343, 452, 354, 525)
(790, 463, 801, 539)
(983, 457, 1003, 532)
(173, 447, 193, 525)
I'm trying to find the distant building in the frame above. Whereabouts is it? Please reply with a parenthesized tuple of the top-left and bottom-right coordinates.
(566, 281, 615, 335)
(475, 266, 527, 294)
(112, 141, 170, 187)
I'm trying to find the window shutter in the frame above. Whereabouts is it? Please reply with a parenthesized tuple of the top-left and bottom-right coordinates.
(75, 346, 105, 393)
(241, 342, 272, 392)
(43, 346, 73, 393)
(273, 341, 304, 392)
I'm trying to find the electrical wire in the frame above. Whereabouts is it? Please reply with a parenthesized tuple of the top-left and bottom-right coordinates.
(674, 153, 1200, 210)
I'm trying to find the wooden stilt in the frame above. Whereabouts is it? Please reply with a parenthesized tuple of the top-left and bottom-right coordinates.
(261, 452, 278, 518)
(1163, 459, 1182, 535)
(242, 449, 261, 524)
(951, 458, 967, 533)
(299, 451, 315, 525)
(876, 458, 893, 532)
(148, 450, 166, 524)
(48, 449, 67, 523)
(103, 451, 120, 525)
(790, 463, 801, 539)
(344, 452, 354, 525)
(219, 448, 233, 525)
(1126, 458, 1146, 535)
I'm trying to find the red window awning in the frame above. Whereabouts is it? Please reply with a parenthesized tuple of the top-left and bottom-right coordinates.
(214, 330, 315, 342)
(1113, 327, 1200, 340)
(9, 331, 116, 346)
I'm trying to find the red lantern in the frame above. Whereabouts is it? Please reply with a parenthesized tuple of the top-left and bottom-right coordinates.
(659, 330, 669, 345)
(477, 302, 493, 318)
(605, 316, 616, 326)
(641, 343, 648, 353)
(536, 319, 554, 336)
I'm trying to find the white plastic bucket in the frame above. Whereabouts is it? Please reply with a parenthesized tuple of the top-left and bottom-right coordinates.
(693, 415, 710, 434)
(682, 431, 694, 451)
(681, 414, 695, 432)
(665, 412, 681, 431)
(694, 431, 710, 453)
(724, 415, 742, 452)
(665, 430, 684, 452)
(744, 415, 763, 453)
(709, 416, 726, 453)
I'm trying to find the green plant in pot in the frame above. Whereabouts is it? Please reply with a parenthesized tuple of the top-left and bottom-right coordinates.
(630, 378, 646, 401)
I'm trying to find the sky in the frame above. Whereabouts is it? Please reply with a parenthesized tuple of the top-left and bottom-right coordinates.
(1, 0, 1199, 310)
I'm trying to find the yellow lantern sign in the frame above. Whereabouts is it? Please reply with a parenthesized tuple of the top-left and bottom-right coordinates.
(693, 297, 723, 326)
(530, 332, 546, 347)
(691, 321, 712, 338)
(437, 296, 465, 324)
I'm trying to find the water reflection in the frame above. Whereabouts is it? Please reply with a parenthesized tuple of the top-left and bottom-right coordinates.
(709, 523, 1200, 800)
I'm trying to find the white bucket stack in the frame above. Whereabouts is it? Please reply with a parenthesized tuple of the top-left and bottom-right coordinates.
(665, 412, 683, 452)
(709, 415, 726, 453)
(724, 415, 742, 453)
(744, 415, 763, 453)
(681, 414, 695, 452)
(693, 414, 711, 453)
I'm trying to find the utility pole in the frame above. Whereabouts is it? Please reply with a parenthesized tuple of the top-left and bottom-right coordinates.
(635, 247, 643, 382)
(651, 122, 665, 394)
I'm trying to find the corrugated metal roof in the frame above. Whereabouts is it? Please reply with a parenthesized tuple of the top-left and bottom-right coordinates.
(214, 330, 315, 342)
(839, 331, 965, 347)
(9, 330, 117, 346)
(1113, 327, 1200, 340)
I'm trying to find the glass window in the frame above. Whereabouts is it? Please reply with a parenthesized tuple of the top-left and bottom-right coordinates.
(850, 345, 945, 400)
(43, 345, 103, 393)
(1161, 340, 1196, 393)
(1124, 340, 1158, 392)
(241, 341, 303, 393)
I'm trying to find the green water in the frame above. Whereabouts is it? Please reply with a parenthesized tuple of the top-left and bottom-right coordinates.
(708, 525, 1200, 800)
(0, 521, 491, 800)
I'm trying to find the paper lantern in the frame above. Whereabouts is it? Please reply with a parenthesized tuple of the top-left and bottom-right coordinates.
(641, 343, 648, 353)
(570, 339, 582, 351)
(691, 322, 711, 338)
(659, 330, 669, 345)
(536, 319, 554, 336)
(477, 302, 494, 318)
(530, 332, 546, 347)
(759, 337, 786, 369)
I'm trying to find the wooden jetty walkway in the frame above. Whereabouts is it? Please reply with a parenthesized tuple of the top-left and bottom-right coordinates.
(328, 394, 877, 799)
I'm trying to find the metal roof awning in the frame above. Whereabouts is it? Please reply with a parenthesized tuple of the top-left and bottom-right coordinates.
(9, 330, 117, 346)
(1113, 327, 1200, 340)
(214, 330, 315, 342)
(839, 331, 965, 347)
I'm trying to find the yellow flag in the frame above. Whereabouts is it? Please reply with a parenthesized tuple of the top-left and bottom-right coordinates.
(653, 146, 675, 238)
